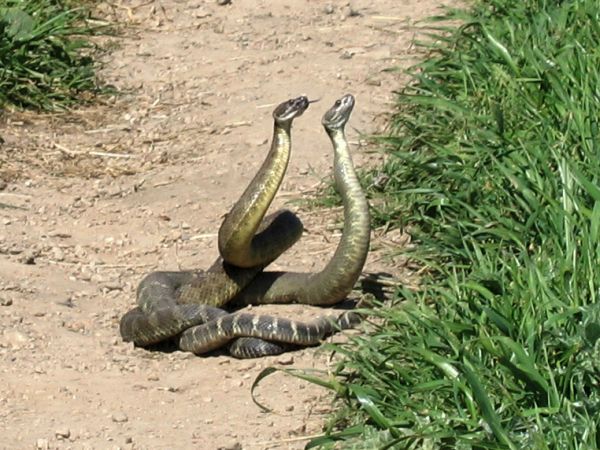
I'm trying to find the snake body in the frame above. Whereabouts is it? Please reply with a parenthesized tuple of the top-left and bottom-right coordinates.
(120, 94, 369, 358)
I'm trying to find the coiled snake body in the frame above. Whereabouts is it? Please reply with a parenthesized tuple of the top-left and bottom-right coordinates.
(120, 94, 370, 358)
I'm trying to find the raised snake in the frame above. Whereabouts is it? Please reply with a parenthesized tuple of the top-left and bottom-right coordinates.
(120, 94, 370, 358)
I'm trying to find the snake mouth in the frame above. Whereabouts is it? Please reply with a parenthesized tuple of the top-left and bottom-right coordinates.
(273, 95, 310, 122)
(322, 94, 355, 129)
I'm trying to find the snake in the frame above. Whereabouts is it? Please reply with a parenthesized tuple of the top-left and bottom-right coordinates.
(119, 94, 370, 358)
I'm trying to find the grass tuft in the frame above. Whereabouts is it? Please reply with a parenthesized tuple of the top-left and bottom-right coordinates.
(0, 0, 108, 110)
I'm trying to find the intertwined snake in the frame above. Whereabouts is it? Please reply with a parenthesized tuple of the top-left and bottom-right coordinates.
(119, 94, 370, 358)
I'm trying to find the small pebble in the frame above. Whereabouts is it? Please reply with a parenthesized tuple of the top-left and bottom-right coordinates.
(291, 423, 307, 435)
(111, 412, 129, 423)
(5, 330, 28, 347)
(342, 4, 360, 18)
(366, 78, 382, 86)
(217, 440, 242, 450)
(276, 355, 294, 365)
(340, 50, 354, 60)
(51, 246, 65, 262)
(102, 282, 123, 292)
(19, 248, 39, 265)
(55, 427, 70, 439)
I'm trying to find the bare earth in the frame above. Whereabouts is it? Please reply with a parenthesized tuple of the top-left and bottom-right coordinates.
(1, 1, 447, 449)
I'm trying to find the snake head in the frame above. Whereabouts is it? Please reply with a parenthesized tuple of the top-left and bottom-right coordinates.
(322, 94, 355, 130)
(272, 96, 310, 124)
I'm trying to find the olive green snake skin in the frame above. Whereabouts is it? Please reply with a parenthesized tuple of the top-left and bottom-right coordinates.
(119, 94, 370, 358)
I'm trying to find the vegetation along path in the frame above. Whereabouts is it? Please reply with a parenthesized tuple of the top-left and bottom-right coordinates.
(0, 0, 450, 448)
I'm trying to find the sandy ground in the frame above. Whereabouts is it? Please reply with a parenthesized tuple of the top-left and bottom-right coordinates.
(0, 1, 448, 449)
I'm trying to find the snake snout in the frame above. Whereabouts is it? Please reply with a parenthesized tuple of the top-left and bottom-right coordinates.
(340, 93, 355, 108)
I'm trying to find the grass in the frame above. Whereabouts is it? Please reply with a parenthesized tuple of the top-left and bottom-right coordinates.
(0, 0, 107, 110)
(305, 0, 600, 448)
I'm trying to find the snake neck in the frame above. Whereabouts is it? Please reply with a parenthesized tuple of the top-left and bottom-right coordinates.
(218, 122, 371, 307)
(218, 123, 292, 268)
(313, 128, 370, 298)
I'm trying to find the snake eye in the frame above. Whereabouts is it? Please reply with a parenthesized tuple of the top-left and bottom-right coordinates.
(335, 100, 341, 107)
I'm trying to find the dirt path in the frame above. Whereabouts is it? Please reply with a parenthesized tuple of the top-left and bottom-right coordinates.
(1, 1, 447, 448)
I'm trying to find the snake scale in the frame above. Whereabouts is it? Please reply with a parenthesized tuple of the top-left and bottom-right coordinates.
(120, 94, 370, 358)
